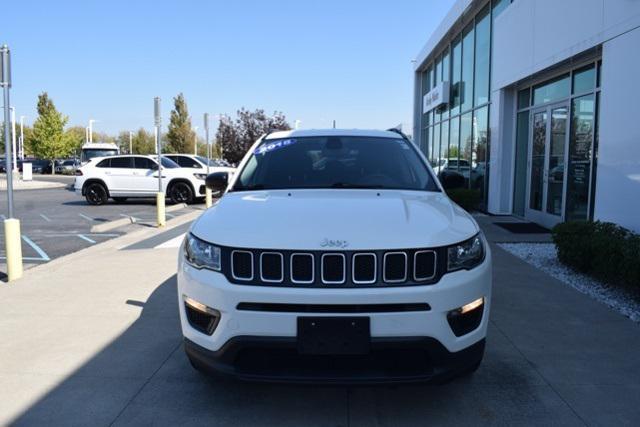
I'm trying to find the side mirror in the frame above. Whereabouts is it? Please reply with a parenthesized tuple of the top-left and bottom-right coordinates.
(205, 172, 229, 196)
(439, 170, 466, 191)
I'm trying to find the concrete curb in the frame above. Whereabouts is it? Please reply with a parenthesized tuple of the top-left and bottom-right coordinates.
(90, 216, 137, 233)
(165, 203, 187, 212)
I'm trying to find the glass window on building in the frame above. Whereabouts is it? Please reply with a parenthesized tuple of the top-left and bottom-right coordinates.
(474, 6, 490, 107)
(421, 66, 432, 97)
(420, 126, 430, 157)
(451, 37, 462, 115)
(441, 48, 450, 120)
(492, 0, 511, 19)
(459, 112, 473, 186)
(533, 74, 570, 106)
(566, 94, 596, 221)
(518, 89, 530, 109)
(472, 107, 489, 200)
(440, 119, 449, 166)
(432, 123, 441, 166)
(448, 115, 460, 163)
(435, 56, 443, 122)
(461, 24, 475, 112)
(572, 64, 595, 95)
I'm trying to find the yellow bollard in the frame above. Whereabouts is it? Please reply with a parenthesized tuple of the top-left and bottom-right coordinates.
(4, 218, 23, 281)
(205, 187, 212, 208)
(156, 192, 166, 228)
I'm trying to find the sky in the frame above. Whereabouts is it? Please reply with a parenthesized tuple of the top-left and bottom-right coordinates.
(2, 0, 454, 137)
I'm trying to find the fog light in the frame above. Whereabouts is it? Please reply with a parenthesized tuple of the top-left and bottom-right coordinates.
(447, 297, 484, 337)
(183, 295, 221, 335)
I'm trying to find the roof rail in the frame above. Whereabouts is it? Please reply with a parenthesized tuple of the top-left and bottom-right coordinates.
(386, 127, 411, 141)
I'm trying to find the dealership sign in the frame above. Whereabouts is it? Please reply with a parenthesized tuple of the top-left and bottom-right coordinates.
(423, 81, 450, 113)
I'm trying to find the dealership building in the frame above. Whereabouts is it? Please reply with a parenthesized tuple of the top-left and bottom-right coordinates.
(412, 0, 640, 232)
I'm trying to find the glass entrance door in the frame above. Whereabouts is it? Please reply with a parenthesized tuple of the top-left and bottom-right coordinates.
(526, 103, 569, 228)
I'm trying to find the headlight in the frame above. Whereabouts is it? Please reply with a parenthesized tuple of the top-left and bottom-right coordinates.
(183, 233, 221, 271)
(194, 173, 207, 180)
(447, 234, 484, 271)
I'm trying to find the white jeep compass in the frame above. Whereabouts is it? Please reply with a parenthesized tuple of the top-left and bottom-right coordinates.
(177, 129, 491, 383)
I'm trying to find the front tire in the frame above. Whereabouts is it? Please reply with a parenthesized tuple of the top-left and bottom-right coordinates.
(169, 182, 194, 204)
(85, 183, 108, 205)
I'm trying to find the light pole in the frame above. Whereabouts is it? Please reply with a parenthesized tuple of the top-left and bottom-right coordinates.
(10, 107, 17, 172)
(193, 126, 199, 156)
(154, 97, 165, 227)
(1, 44, 23, 281)
(129, 131, 133, 154)
(204, 113, 212, 208)
(88, 119, 96, 143)
(19, 115, 25, 159)
(294, 119, 301, 130)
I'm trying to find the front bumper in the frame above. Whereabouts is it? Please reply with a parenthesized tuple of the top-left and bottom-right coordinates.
(185, 335, 485, 384)
(177, 246, 491, 382)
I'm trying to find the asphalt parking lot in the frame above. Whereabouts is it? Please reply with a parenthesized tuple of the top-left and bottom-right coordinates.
(0, 179, 202, 276)
(2, 217, 640, 426)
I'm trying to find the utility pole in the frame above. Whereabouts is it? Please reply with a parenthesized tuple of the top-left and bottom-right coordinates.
(193, 126, 199, 156)
(19, 115, 25, 159)
(10, 107, 16, 172)
(154, 97, 165, 227)
(88, 119, 95, 143)
(204, 113, 212, 208)
(1, 44, 23, 281)
(129, 131, 133, 154)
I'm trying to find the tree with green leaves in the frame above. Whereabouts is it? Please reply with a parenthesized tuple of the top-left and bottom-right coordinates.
(165, 93, 195, 154)
(216, 109, 290, 164)
(30, 93, 74, 173)
(128, 128, 156, 154)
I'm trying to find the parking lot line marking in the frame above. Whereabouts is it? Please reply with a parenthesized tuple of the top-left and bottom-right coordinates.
(78, 213, 94, 221)
(21, 235, 51, 262)
(40, 214, 52, 222)
(77, 234, 96, 244)
(154, 233, 185, 249)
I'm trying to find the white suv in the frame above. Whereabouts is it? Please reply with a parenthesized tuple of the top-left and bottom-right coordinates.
(74, 155, 207, 205)
(178, 129, 491, 383)
(163, 154, 235, 176)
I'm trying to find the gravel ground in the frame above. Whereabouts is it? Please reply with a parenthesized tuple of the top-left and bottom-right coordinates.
(498, 242, 640, 323)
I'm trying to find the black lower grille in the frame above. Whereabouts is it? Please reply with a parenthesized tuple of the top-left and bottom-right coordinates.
(322, 254, 345, 283)
(236, 302, 431, 313)
(232, 251, 253, 280)
(291, 254, 314, 283)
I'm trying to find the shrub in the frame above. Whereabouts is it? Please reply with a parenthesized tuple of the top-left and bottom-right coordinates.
(447, 188, 481, 212)
(552, 220, 640, 290)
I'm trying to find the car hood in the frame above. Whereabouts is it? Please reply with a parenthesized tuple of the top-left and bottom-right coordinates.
(190, 189, 479, 250)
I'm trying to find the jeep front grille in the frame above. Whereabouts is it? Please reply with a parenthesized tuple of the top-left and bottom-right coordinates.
(226, 247, 443, 287)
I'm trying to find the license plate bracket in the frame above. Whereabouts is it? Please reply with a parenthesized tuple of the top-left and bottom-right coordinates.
(297, 317, 370, 355)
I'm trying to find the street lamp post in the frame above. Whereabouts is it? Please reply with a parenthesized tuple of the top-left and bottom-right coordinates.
(19, 115, 25, 159)
(194, 126, 198, 156)
(204, 113, 212, 208)
(154, 97, 165, 227)
(10, 107, 17, 172)
(88, 119, 95, 143)
(1, 44, 23, 281)
(129, 131, 133, 154)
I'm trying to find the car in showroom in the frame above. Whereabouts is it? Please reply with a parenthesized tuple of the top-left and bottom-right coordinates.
(74, 154, 207, 205)
(177, 129, 491, 383)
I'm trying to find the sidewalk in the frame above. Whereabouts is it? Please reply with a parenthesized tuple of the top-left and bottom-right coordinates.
(1, 214, 639, 425)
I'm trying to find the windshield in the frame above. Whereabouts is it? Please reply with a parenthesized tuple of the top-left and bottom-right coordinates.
(160, 157, 179, 168)
(195, 156, 228, 167)
(82, 149, 118, 161)
(233, 136, 438, 192)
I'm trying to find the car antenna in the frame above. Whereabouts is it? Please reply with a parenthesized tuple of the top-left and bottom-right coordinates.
(386, 127, 411, 141)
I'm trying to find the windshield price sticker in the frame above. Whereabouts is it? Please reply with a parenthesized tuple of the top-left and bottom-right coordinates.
(255, 139, 297, 155)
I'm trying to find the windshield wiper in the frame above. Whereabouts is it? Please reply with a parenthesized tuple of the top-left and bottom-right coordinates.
(330, 183, 385, 189)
